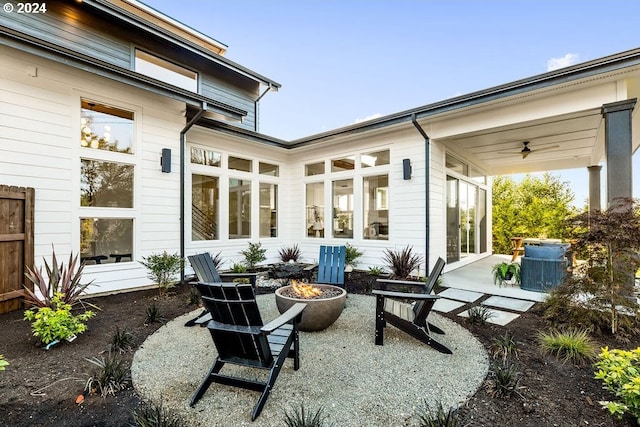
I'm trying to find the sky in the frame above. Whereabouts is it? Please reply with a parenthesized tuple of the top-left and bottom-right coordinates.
(142, 0, 640, 207)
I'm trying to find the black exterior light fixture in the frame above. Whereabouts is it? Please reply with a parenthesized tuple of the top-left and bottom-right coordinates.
(161, 148, 171, 173)
(402, 158, 412, 180)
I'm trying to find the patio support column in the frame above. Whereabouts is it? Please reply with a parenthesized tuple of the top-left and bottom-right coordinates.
(601, 99, 637, 209)
(587, 165, 602, 213)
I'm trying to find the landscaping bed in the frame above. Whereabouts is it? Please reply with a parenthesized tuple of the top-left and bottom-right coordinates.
(0, 275, 636, 426)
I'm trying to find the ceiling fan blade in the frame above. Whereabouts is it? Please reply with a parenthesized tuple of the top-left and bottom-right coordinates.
(532, 144, 560, 153)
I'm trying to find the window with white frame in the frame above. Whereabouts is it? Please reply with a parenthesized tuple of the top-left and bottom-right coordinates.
(79, 99, 135, 264)
(134, 49, 198, 92)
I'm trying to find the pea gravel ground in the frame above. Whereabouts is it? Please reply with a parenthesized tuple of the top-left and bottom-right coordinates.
(132, 294, 488, 426)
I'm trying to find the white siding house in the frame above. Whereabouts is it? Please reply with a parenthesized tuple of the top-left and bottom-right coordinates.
(1, 0, 639, 305)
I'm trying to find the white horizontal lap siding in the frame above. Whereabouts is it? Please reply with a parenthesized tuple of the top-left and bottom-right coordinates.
(429, 141, 447, 264)
(0, 46, 75, 260)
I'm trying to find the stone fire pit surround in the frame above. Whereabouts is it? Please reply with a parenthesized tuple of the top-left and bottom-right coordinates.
(274, 284, 347, 331)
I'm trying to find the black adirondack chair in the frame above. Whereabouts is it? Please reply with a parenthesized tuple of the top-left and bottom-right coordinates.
(304, 245, 346, 287)
(190, 282, 306, 421)
(185, 253, 258, 326)
(372, 257, 452, 354)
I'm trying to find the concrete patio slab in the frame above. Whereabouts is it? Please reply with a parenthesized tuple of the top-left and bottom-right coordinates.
(482, 295, 536, 312)
(433, 298, 466, 313)
(458, 308, 521, 326)
(438, 288, 484, 303)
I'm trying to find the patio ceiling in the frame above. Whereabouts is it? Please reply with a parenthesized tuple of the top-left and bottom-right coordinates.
(441, 107, 607, 176)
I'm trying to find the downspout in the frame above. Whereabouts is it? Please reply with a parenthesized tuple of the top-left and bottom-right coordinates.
(254, 84, 272, 132)
(180, 102, 207, 282)
(411, 113, 430, 272)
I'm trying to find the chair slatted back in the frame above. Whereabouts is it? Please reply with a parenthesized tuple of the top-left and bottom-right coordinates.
(317, 245, 346, 286)
(412, 257, 446, 321)
(197, 282, 272, 367)
(188, 253, 222, 282)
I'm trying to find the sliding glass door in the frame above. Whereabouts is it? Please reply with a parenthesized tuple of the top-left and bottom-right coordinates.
(446, 175, 486, 263)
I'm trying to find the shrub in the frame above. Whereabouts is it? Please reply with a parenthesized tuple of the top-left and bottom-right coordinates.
(414, 400, 459, 427)
(283, 404, 331, 427)
(85, 352, 130, 397)
(0, 355, 8, 371)
(24, 293, 95, 345)
(23, 246, 95, 308)
(139, 251, 183, 296)
(485, 362, 522, 398)
(490, 331, 519, 362)
(110, 326, 134, 353)
(132, 398, 186, 427)
(187, 288, 200, 306)
(344, 243, 364, 266)
(230, 262, 247, 273)
(279, 244, 302, 262)
(240, 242, 267, 269)
(466, 305, 493, 325)
(382, 246, 423, 279)
(594, 346, 640, 423)
(368, 265, 386, 276)
(537, 328, 598, 365)
(210, 251, 224, 270)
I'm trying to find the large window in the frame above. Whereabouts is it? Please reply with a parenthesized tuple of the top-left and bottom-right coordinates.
(192, 175, 219, 240)
(229, 178, 251, 239)
(79, 99, 135, 264)
(363, 175, 388, 240)
(306, 182, 324, 238)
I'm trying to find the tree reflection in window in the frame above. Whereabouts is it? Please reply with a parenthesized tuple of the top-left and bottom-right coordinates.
(81, 160, 133, 207)
(80, 100, 133, 154)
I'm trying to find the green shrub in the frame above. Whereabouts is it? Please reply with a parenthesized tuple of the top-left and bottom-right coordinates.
(279, 244, 302, 262)
(24, 246, 95, 308)
(230, 262, 247, 273)
(485, 362, 522, 398)
(132, 398, 186, 427)
(466, 305, 493, 325)
(368, 265, 386, 276)
(240, 242, 267, 269)
(139, 251, 183, 296)
(187, 288, 200, 306)
(344, 243, 363, 266)
(382, 246, 423, 279)
(85, 352, 130, 397)
(594, 346, 640, 423)
(0, 355, 8, 371)
(144, 302, 164, 325)
(414, 400, 459, 426)
(537, 328, 598, 365)
(283, 404, 331, 427)
(24, 293, 95, 345)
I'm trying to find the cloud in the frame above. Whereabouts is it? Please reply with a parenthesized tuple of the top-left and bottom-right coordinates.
(547, 53, 580, 71)
(354, 113, 382, 124)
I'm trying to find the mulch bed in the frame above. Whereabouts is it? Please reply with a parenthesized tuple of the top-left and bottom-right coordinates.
(0, 273, 637, 426)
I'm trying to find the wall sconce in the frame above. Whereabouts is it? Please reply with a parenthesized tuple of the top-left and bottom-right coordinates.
(161, 148, 171, 173)
(402, 158, 412, 180)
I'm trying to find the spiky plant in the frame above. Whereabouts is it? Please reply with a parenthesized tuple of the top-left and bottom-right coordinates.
(23, 245, 95, 308)
(132, 398, 186, 427)
(85, 352, 130, 397)
(279, 244, 302, 262)
(187, 288, 201, 306)
(282, 404, 332, 427)
(490, 331, 520, 362)
(144, 302, 164, 325)
(382, 246, 423, 279)
(466, 305, 493, 325)
(110, 325, 134, 353)
(537, 328, 598, 365)
(414, 400, 459, 427)
(485, 362, 522, 399)
(344, 243, 364, 266)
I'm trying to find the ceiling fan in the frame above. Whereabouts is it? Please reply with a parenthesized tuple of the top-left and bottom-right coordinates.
(499, 141, 560, 159)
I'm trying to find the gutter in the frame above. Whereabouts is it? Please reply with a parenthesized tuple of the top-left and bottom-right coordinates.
(254, 84, 273, 132)
(411, 114, 430, 271)
(180, 102, 207, 282)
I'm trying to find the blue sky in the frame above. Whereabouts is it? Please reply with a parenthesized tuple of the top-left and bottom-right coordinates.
(143, 0, 640, 207)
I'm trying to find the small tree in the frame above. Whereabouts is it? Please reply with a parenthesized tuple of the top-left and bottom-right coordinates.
(240, 242, 267, 269)
(139, 252, 183, 296)
(545, 198, 640, 335)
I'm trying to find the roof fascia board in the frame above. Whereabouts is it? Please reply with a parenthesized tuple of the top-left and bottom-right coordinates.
(0, 26, 247, 119)
(85, 0, 281, 90)
(291, 48, 640, 147)
(193, 116, 290, 149)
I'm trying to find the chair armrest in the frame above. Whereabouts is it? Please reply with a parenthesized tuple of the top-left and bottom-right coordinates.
(208, 320, 262, 335)
(375, 278, 428, 290)
(219, 272, 258, 285)
(372, 289, 440, 300)
(261, 303, 307, 333)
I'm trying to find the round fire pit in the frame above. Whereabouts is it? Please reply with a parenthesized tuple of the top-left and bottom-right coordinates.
(275, 284, 347, 331)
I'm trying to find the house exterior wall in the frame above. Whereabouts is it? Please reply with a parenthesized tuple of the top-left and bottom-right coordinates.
(0, 44, 188, 294)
